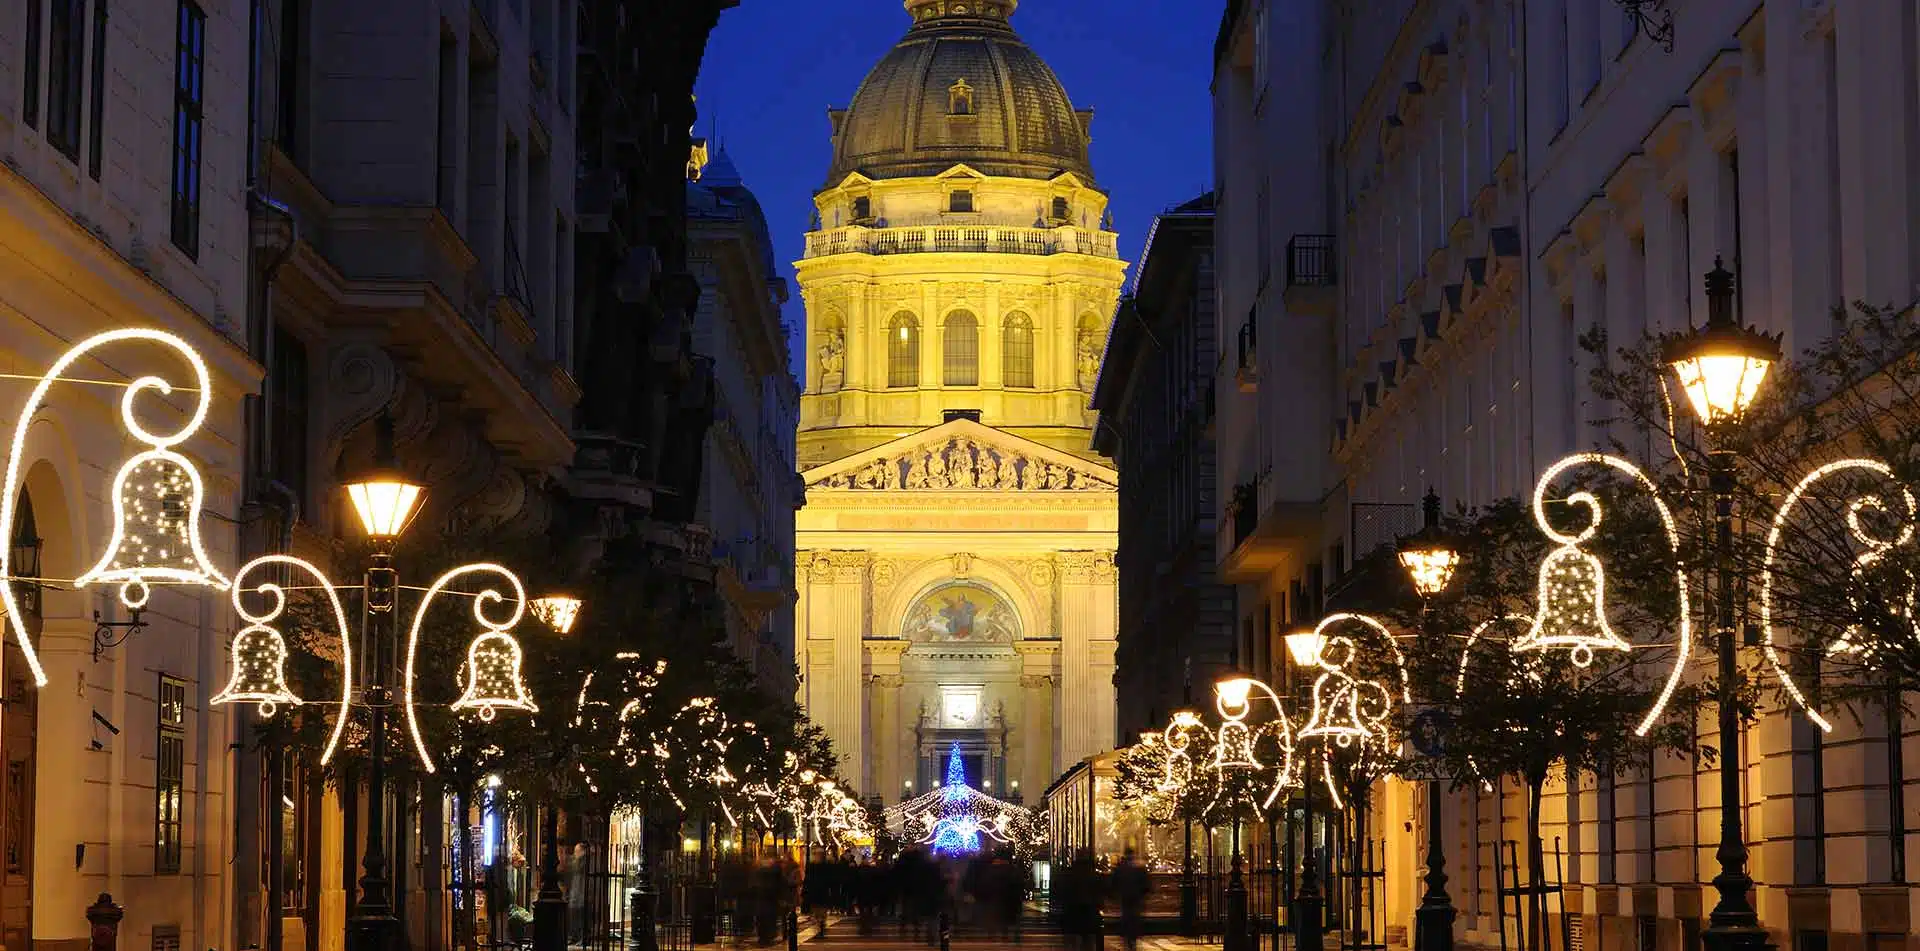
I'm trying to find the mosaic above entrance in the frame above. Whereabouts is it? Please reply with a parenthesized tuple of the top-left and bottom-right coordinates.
(902, 581, 1021, 643)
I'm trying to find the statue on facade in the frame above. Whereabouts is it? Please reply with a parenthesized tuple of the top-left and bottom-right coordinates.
(818, 327, 845, 392)
(951, 439, 978, 488)
(994, 449, 1019, 490)
(906, 449, 931, 488)
(1076, 329, 1101, 390)
(925, 446, 951, 489)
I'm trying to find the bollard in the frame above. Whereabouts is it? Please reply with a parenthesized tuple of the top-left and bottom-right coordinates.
(938, 910, 951, 951)
(786, 909, 799, 951)
(86, 894, 123, 951)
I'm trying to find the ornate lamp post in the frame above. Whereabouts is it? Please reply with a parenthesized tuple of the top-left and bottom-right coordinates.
(343, 414, 428, 951)
(1660, 259, 1781, 951)
(1211, 675, 1295, 951)
(1283, 630, 1329, 951)
(1398, 491, 1459, 951)
(530, 595, 583, 951)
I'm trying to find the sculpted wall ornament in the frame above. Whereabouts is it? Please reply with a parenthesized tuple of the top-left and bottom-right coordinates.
(808, 552, 836, 581)
(1018, 674, 1055, 689)
(869, 673, 905, 689)
(819, 438, 1115, 491)
(1026, 559, 1055, 589)
(872, 560, 896, 589)
(952, 552, 973, 576)
(818, 326, 846, 392)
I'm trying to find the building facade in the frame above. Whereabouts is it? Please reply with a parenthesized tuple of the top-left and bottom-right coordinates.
(794, 0, 1127, 805)
(1213, 0, 1918, 949)
(0, 1, 257, 948)
(1091, 193, 1238, 742)
(688, 147, 804, 696)
(234, 1, 738, 949)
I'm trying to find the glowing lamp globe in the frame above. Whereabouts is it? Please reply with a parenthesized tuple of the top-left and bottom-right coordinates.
(345, 473, 424, 540)
(1660, 258, 1781, 424)
(1285, 630, 1328, 668)
(530, 595, 583, 634)
(1215, 677, 1255, 709)
(1398, 490, 1458, 597)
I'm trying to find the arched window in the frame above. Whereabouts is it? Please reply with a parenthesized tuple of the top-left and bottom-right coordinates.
(1001, 312, 1035, 388)
(888, 312, 920, 387)
(949, 78, 974, 116)
(944, 310, 979, 386)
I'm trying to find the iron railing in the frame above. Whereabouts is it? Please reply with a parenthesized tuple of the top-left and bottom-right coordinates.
(1287, 234, 1337, 287)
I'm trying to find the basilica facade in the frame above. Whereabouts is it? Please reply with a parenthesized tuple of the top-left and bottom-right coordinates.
(794, 0, 1127, 805)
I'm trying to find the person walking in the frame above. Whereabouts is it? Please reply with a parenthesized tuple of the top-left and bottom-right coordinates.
(1112, 848, 1150, 951)
(566, 841, 590, 946)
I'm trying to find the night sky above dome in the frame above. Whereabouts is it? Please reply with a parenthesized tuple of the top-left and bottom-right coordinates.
(695, 0, 1214, 374)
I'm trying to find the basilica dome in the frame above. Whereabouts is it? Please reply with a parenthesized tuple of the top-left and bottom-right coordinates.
(827, 0, 1096, 186)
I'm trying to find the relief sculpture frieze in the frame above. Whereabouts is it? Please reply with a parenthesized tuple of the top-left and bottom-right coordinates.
(816, 437, 1116, 491)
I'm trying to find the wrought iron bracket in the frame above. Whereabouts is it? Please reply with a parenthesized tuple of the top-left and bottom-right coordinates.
(1618, 0, 1675, 52)
(92, 609, 146, 661)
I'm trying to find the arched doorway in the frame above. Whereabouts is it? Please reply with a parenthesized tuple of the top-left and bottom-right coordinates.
(2, 486, 41, 951)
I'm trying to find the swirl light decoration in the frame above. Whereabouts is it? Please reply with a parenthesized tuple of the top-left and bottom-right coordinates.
(0, 329, 228, 687)
(1759, 459, 1916, 733)
(210, 555, 356, 762)
(403, 562, 534, 773)
(1518, 453, 1690, 737)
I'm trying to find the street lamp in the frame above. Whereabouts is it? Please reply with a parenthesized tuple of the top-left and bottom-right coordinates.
(1661, 259, 1780, 951)
(1398, 490, 1458, 951)
(1286, 634, 1328, 951)
(1211, 675, 1295, 951)
(532, 596, 582, 951)
(343, 412, 426, 951)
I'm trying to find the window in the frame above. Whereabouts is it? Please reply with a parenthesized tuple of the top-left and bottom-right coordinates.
(269, 328, 310, 510)
(46, 0, 83, 160)
(1051, 196, 1070, 221)
(851, 195, 871, 221)
(887, 312, 919, 387)
(85, 0, 104, 178)
(948, 77, 973, 115)
(279, 0, 303, 155)
(169, 1, 207, 257)
(279, 754, 306, 911)
(156, 675, 186, 874)
(943, 310, 979, 385)
(1002, 312, 1035, 388)
(948, 189, 973, 213)
(22, 0, 42, 129)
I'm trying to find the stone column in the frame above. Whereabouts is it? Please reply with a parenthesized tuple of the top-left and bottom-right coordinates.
(1016, 640, 1061, 795)
(1058, 551, 1120, 766)
(866, 637, 908, 799)
(804, 551, 871, 786)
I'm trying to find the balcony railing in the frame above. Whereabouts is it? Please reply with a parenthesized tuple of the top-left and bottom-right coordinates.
(1286, 234, 1336, 287)
(804, 224, 1119, 259)
(1235, 307, 1258, 392)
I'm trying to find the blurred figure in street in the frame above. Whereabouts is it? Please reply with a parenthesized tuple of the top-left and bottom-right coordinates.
(1112, 848, 1149, 951)
(566, 842, 590, 946)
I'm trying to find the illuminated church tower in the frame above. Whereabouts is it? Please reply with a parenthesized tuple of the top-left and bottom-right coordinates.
(795, 0, 1126, 802)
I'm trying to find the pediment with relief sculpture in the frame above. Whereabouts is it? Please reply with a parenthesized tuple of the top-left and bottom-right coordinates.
(803, 419, 1116, 492)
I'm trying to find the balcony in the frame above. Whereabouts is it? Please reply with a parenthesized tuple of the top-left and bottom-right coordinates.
(803, 223, 1119, 259)
(1221, 477, 1321, 584)
(1283, 234, 1337, 316)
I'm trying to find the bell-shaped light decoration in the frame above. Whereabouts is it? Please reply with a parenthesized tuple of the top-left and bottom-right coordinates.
(1659, 258, 1782, 425)
(1512, 543, 1633, 668)
(1210, 718, 1261, 771)
(452, 631, 539, 721)
(78, 451, 230, 609)
(530, 595, 583, 634)
(1295, 637, 1393, 748)
(210, 625, 301, 717)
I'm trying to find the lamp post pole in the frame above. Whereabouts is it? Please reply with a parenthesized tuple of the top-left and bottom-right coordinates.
(534, 801, 566, 951)
(1295, 762, 1324, 951)
(1225, 819, 1248, 951)
(346, 540, 398, 951)
(1180, 819, 1197, 937)
(1656, 260, 1780, 951)
(1400, 489, 1459, 951)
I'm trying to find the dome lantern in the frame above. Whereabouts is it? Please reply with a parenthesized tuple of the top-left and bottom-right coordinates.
(906, 0, 1016, 22)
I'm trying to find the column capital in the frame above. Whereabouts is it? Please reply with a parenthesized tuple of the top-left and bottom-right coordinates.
(1019, 673, 1055, 689)
(869, 673, 905, 689)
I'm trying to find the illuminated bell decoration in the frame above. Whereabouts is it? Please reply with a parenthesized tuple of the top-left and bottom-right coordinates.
(1512, 542, 1632, 668)
(452, 631, 538, 721)
(1295, 637, 1392, 748)
(78, 452, 231, 609)
(210, 625, 301, 717)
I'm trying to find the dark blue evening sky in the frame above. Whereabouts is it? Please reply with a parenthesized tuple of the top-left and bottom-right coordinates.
(693, 0, 1221, 374)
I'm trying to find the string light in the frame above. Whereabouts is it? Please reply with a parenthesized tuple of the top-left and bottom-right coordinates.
(1, 329, 221, 687)
(884, 742, 1037, 857)
(403, 562, 533, 773)
(1759, 459, 1913, 734)
(1524, 453, 1691, 737)
(1210, 677, 1295, 810)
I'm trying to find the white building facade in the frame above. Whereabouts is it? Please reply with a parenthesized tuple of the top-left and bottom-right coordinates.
(1214, 0, 1917, 948)
(0, 1, 256, 948)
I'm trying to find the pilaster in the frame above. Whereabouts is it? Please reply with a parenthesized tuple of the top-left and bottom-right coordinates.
(804, 549, 873, 786)
(1016, 638, 1061, 794)
(866, 639, 910, 799)
(1057, 550, 1118, 769)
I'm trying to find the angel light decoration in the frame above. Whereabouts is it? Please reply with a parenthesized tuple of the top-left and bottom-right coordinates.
(2, 329, 231, 687)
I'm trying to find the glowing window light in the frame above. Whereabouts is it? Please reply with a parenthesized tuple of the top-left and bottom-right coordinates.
(1524, 453, 1690, 737)
(0, 330, 230, 687)
(403, 562, 532, 773)
(1759, 458, 1911, 734)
